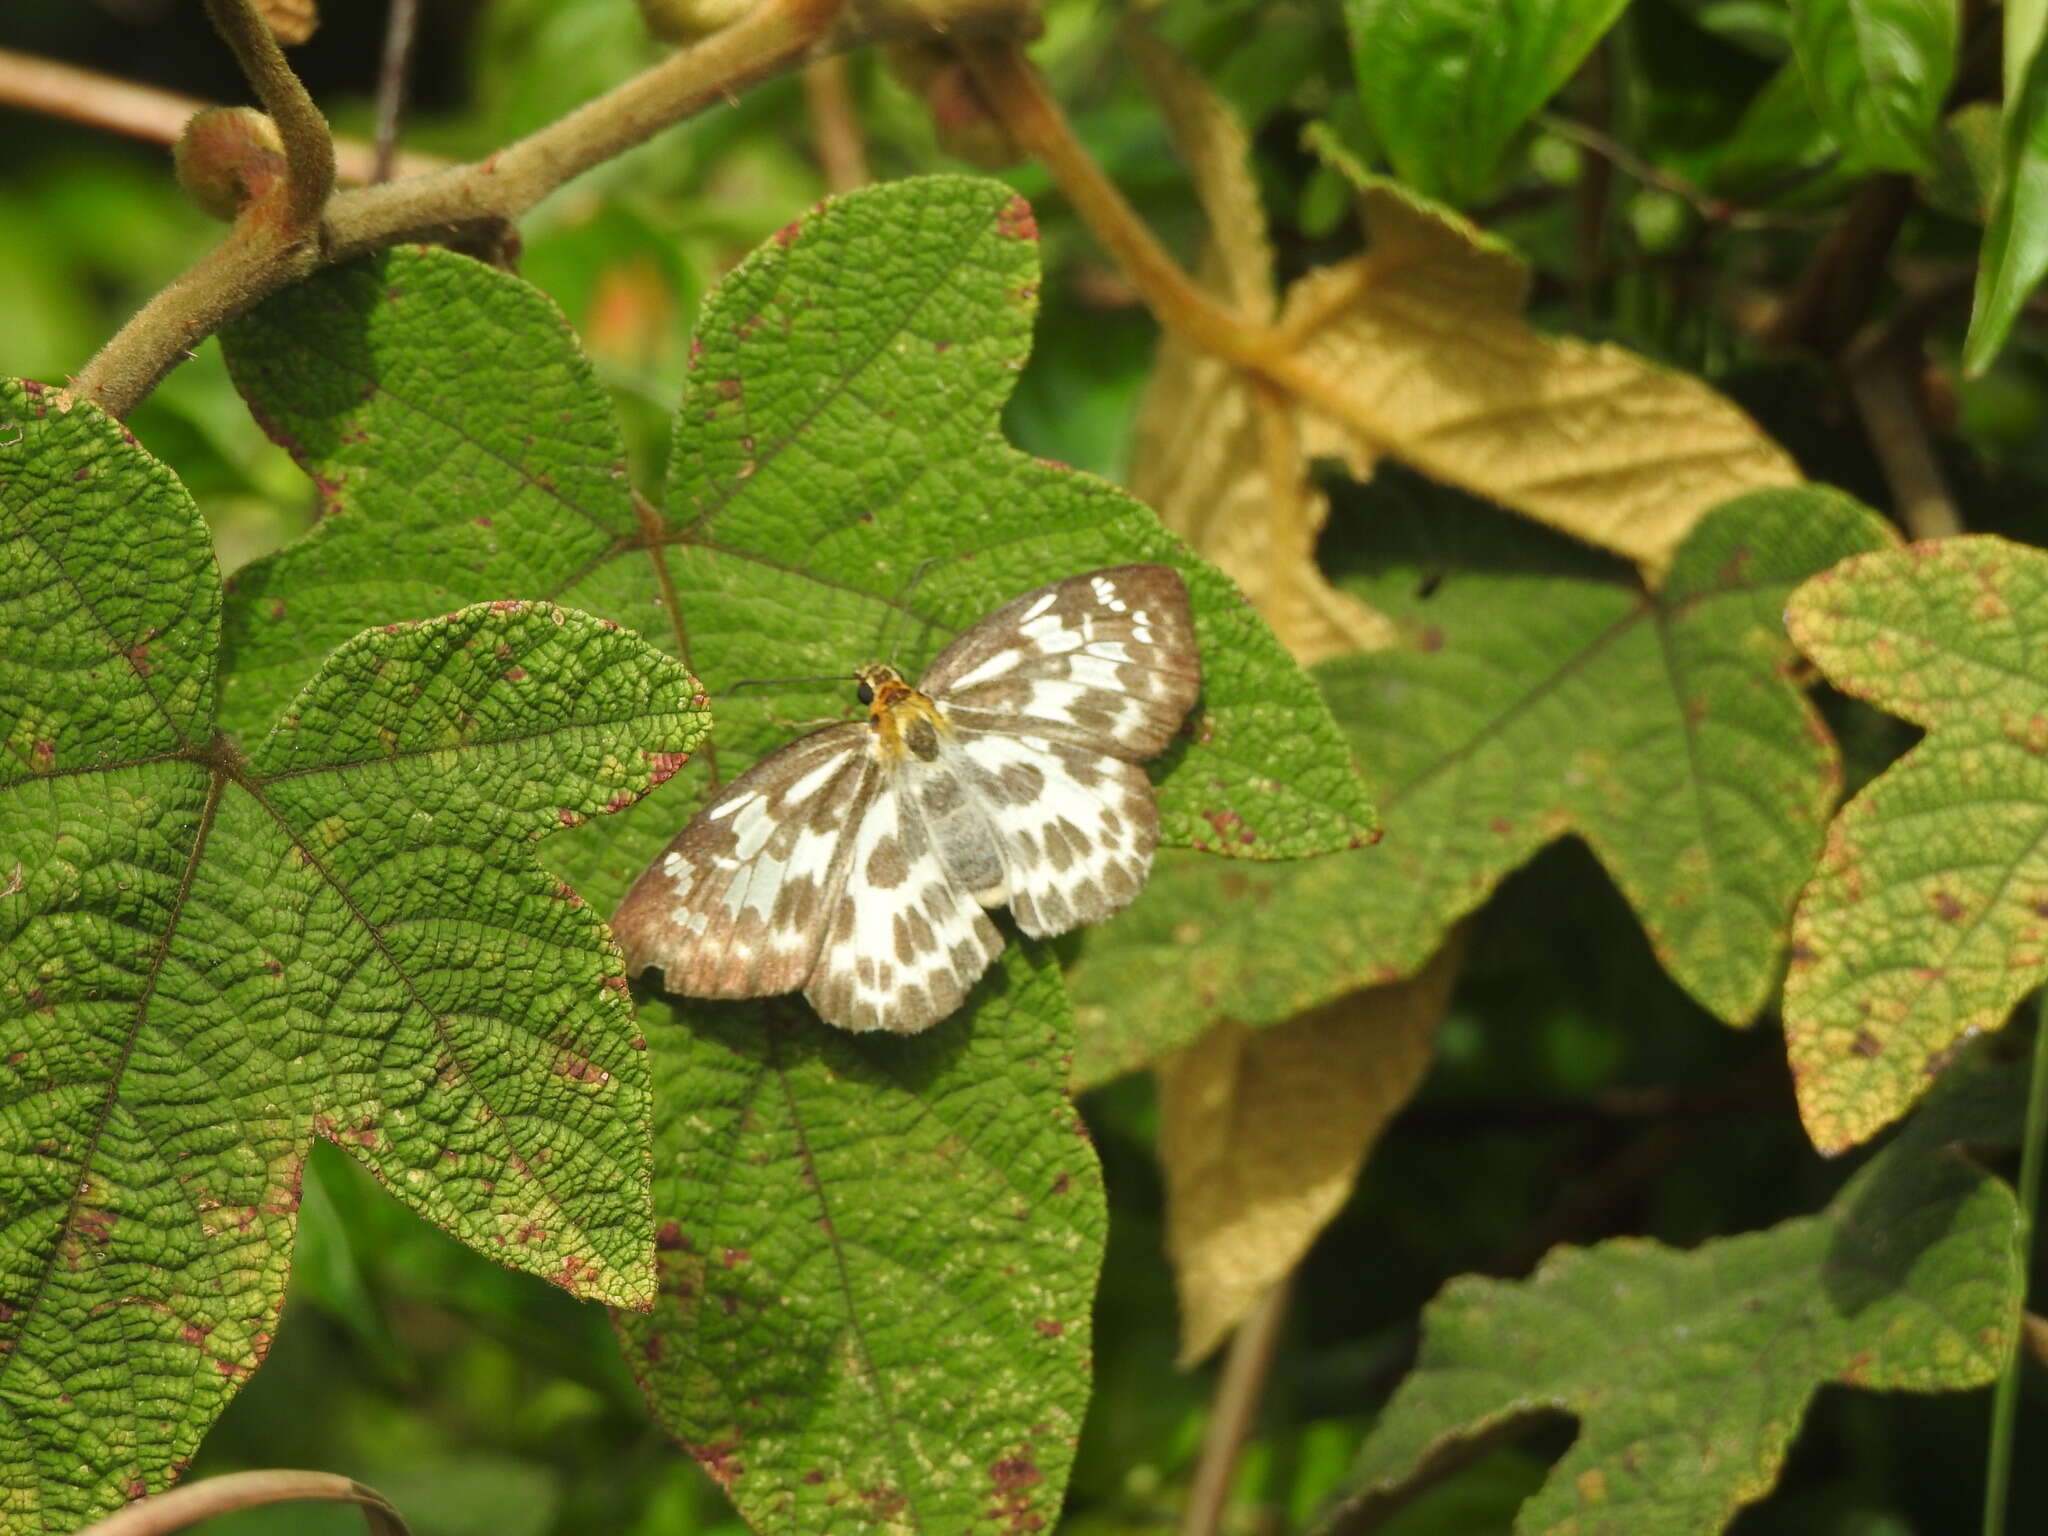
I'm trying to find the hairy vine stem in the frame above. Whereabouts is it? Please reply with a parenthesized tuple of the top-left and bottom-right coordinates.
(75, 1470, 411, 1536)
(68, 0, 851, 420)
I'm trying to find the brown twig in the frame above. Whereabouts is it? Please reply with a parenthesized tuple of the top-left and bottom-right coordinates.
(803, 54, 869, 191)
(1846, 326, 1963, 541)
(69, 0, 847, 420)
(960, 38, 1469, 492)
(1179, 1277, 1290, 1536)
(75, 1470, 411, 1536)
(372, 0, 423, 183)
(0, 48, 446, 182)
(1766, 172, 1915, 354)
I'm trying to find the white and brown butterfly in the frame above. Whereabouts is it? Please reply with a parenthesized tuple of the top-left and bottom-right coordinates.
(612, 564, 1202, 1033)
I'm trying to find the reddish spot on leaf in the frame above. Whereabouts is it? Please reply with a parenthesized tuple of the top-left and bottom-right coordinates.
(685, 1440, 745, 1488)
(997, 195, 1038, 242)
(515, 1221, 547, 1245)
(1033, 1319, 1064, 1338)
(552, 1048, 610, 1084)
(558, 808, 586, 827)
(630, 1034, 647, 1050)
(775, 219, 802, 247)
(1051, 1172, 1070, 1195)
(181, 1322, 210, 1347)
(1931, 890, 1966, 922)
(642, 750, 693, 792)
(722, 1246, 750, 1268)
(1850, 1031, 1882, 1059)
(802, 1470, 825, 1485)
(28, 741, 54, 773)
(502, 666, 527, 682)
(1203, 809, 1242, 840)
(1418, 625, 1445, 652)
(605, 790, 638, 813)
(860, 1488, 908, 1518)
(656, 1220, 691, 1251)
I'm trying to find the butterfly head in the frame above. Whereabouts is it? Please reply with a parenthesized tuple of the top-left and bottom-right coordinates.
(854, 662, 946, 764)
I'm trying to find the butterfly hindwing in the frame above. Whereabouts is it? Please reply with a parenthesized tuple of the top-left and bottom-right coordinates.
(611, 725, 873, 997)
(921, 564, 1201, 760)
(804, 772, 1005, 1032)
(953, 728, 1156, 936)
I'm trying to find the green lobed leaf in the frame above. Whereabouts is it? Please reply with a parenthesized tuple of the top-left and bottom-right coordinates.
(217, 175, 1373, 921)
(1315, 1050, 2022, 1536)
(1963, 7, 2048, 374)
(1066, 483, 1892, 1086)
(1342, 0, 1631, 207)
(218, 176, 1226, 1528)
(1789, 0, 1956, 174)
(0, 378, 705, 1531)
(616, 945, 1104, 1535)
(1781, 534, 2048, 1152)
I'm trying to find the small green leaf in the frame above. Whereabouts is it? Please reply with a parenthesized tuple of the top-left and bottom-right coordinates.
(1068, 484, 1891, 1085)
(219, 176, 1373, 905)
(617, 945, 1104, 1534)
(1782, 534, 2048, 1151)
(1963, 16, 2048, 374)
(0, 379, 705, 1530)
(1315, 1053, 2022, 1536)
(1343, 0, 1631, 207)
(1789, 0, 1957, 173)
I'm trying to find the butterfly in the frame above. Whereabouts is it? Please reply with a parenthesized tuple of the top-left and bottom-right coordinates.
(611, 564, 1203, 1033)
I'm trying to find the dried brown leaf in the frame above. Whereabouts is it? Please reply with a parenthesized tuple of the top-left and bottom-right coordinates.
(1159, 936, 1462, 1364)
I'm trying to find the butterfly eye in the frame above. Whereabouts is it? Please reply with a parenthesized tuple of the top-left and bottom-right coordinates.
(856, 681, 875, 706)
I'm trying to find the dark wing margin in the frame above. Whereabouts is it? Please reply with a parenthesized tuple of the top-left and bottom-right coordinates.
(612, 723, 874, 999)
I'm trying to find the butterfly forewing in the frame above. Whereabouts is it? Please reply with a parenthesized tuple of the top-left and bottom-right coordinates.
(922, 564, 1201, 760)
(612, 724, 874, 997)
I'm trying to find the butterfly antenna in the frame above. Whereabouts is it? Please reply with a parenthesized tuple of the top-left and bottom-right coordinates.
(723, 674, 847, 696)
(881, 554, 949, 667)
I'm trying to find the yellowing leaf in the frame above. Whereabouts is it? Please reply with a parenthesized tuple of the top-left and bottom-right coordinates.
(1283, 177, 1802, 575)
(1160, 937, 1461, 1364)
(1784, 534, 2048, 1151)
(1126, 29, 1398, 663)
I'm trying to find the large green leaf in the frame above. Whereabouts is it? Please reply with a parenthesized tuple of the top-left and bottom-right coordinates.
(1788, 0, 1956, 173)
(217, 175, 1374, 919)
(1315, 1047, 2022, 1536)
(1782, 534, 2048, 1151)
(1067, 483, 1891, 1086)
(617, 946, 1103, 1535)
(218, 176, 1254, 1528)
(1343, 0, 1631, 207)
(0, 379, 706, 1530)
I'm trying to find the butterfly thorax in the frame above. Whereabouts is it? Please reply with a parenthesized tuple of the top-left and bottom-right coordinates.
(855, 662, 947, 764)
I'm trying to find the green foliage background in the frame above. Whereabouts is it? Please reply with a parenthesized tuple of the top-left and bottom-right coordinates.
(5, 0, 2048, 1533)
